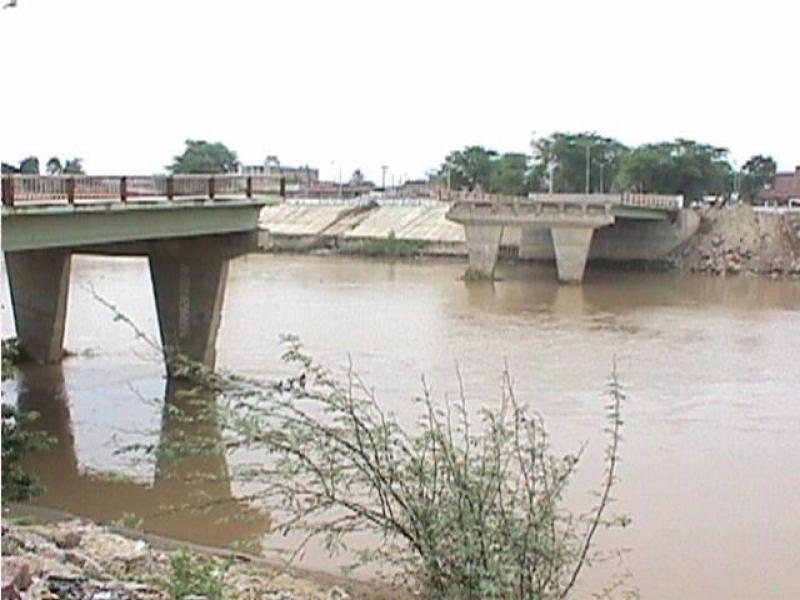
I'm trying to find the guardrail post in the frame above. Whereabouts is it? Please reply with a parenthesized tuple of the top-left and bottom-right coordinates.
(246, 176, 253, 199)
(1, 176, 14, 207)
(279, 176, 286, 198)
(166, 176, 174, 201)
(120, 176, 128, 202)
(208, 176, 216, 200)
(66, 177, 76, 204)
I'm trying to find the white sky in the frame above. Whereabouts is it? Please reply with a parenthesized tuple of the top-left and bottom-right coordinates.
(1, 0, 798, 182)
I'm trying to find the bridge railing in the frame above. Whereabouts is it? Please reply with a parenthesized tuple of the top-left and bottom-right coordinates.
(446, 190, 682, 211)
(1, 174, 285, 207)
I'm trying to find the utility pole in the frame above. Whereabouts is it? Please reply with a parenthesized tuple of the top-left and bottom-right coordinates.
(599, 161, 605, 194)
(585, 144, 591, 194)
(381, 165, 388, 190)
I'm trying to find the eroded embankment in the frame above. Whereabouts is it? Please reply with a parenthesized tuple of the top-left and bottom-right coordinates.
(669, 205, 800, 276)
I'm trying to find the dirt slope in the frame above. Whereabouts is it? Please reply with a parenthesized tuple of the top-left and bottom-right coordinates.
(670, 204, 800, 276)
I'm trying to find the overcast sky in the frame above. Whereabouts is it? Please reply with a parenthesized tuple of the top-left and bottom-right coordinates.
(1, 0, 798, 182)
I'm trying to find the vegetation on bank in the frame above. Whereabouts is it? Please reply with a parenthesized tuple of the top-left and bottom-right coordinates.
(2, 337, 53, 502)
(341, 231, 427, 258)
(160, 550, 234, 600)
(122, 334, 629, 600)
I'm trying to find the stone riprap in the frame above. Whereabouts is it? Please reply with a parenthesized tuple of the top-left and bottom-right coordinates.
(0, 518, 371, 600)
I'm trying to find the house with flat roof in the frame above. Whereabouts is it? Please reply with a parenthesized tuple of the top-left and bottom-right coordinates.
(761, 166, 800, 206)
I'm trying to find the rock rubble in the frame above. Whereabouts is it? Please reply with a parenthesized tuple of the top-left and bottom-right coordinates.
(671, 205, 800, 277)
(1, 519, 353, 600)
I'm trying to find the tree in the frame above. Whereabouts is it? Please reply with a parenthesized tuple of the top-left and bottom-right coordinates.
(18, 156, 39, 174)
(168, 140, 239, 174)
(46, 157, 63, 175)
(440, 146, 498, 191)
(62, 158, 84, 174)
(738, 154, 776, 203)
(530, 132, 629, 193)
(488, 152, 530, 196)
(616, 139, 732, 203)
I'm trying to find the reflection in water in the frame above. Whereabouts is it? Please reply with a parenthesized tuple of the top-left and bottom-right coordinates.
(18, 365, 268, 551)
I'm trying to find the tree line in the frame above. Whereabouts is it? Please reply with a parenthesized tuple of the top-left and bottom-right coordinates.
(439, 132, 778, 204)
(4, 156, 85, 175)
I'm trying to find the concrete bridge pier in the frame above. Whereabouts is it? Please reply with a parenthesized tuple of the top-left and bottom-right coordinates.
(5, 249, 72, 363)
(550, 227, 596, 284)
(464, 223, 504, 279)
(148, 241, 230, 372)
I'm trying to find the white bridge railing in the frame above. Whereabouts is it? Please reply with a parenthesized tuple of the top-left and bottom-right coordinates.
(1, 174, 286, 206)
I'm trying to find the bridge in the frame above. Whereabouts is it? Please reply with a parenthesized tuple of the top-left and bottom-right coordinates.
(2, 174, 279, 367)
(446, 191, 698, 283)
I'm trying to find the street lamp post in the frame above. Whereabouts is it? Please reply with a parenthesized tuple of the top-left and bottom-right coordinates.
(547, 162, 556, 193)
(585, 144, 591, 194)
(599, 161, 605, 194)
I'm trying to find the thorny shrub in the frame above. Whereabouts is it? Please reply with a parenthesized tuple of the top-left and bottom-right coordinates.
(148, 336, 628, 600)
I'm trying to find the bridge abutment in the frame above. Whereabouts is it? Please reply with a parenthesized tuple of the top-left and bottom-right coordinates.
(464, 223, 504, 279)
(5, 249, 72, 363)
(550, 227, 596, 284)
(149, 242, 230, 372)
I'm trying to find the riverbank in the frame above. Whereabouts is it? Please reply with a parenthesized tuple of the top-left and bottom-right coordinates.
(259, 199, 800, 277)
(668, 204, 800, 276)
(1, 506, 404, 600)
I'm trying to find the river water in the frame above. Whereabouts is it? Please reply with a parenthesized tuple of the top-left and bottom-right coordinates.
(2, 254, 799, 598)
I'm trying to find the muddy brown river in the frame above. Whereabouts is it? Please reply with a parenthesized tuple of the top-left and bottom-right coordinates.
(2, 254, 799, 598)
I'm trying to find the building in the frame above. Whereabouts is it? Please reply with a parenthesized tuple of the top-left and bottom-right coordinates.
(240, 155, 319, 187)
(761, 166, 800, 206)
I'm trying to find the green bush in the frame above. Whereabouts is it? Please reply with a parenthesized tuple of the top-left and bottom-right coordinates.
(2, 337, 21, 380)
(351, 231, 427, 257)
(164, 337, 628, 599)
(159, 550, 233, 600)
(2, 338, 53, 502)
(2, 405, 52, 502)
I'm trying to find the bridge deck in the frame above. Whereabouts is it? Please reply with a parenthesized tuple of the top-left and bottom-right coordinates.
(446, 191, 683, 226)
(2, 175, 276, 252)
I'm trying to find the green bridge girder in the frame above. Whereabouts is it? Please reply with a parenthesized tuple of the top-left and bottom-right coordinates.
(1, 198, 273, 253)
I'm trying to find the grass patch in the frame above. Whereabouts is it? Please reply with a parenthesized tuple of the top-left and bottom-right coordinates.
(347, 231, 427, 258)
